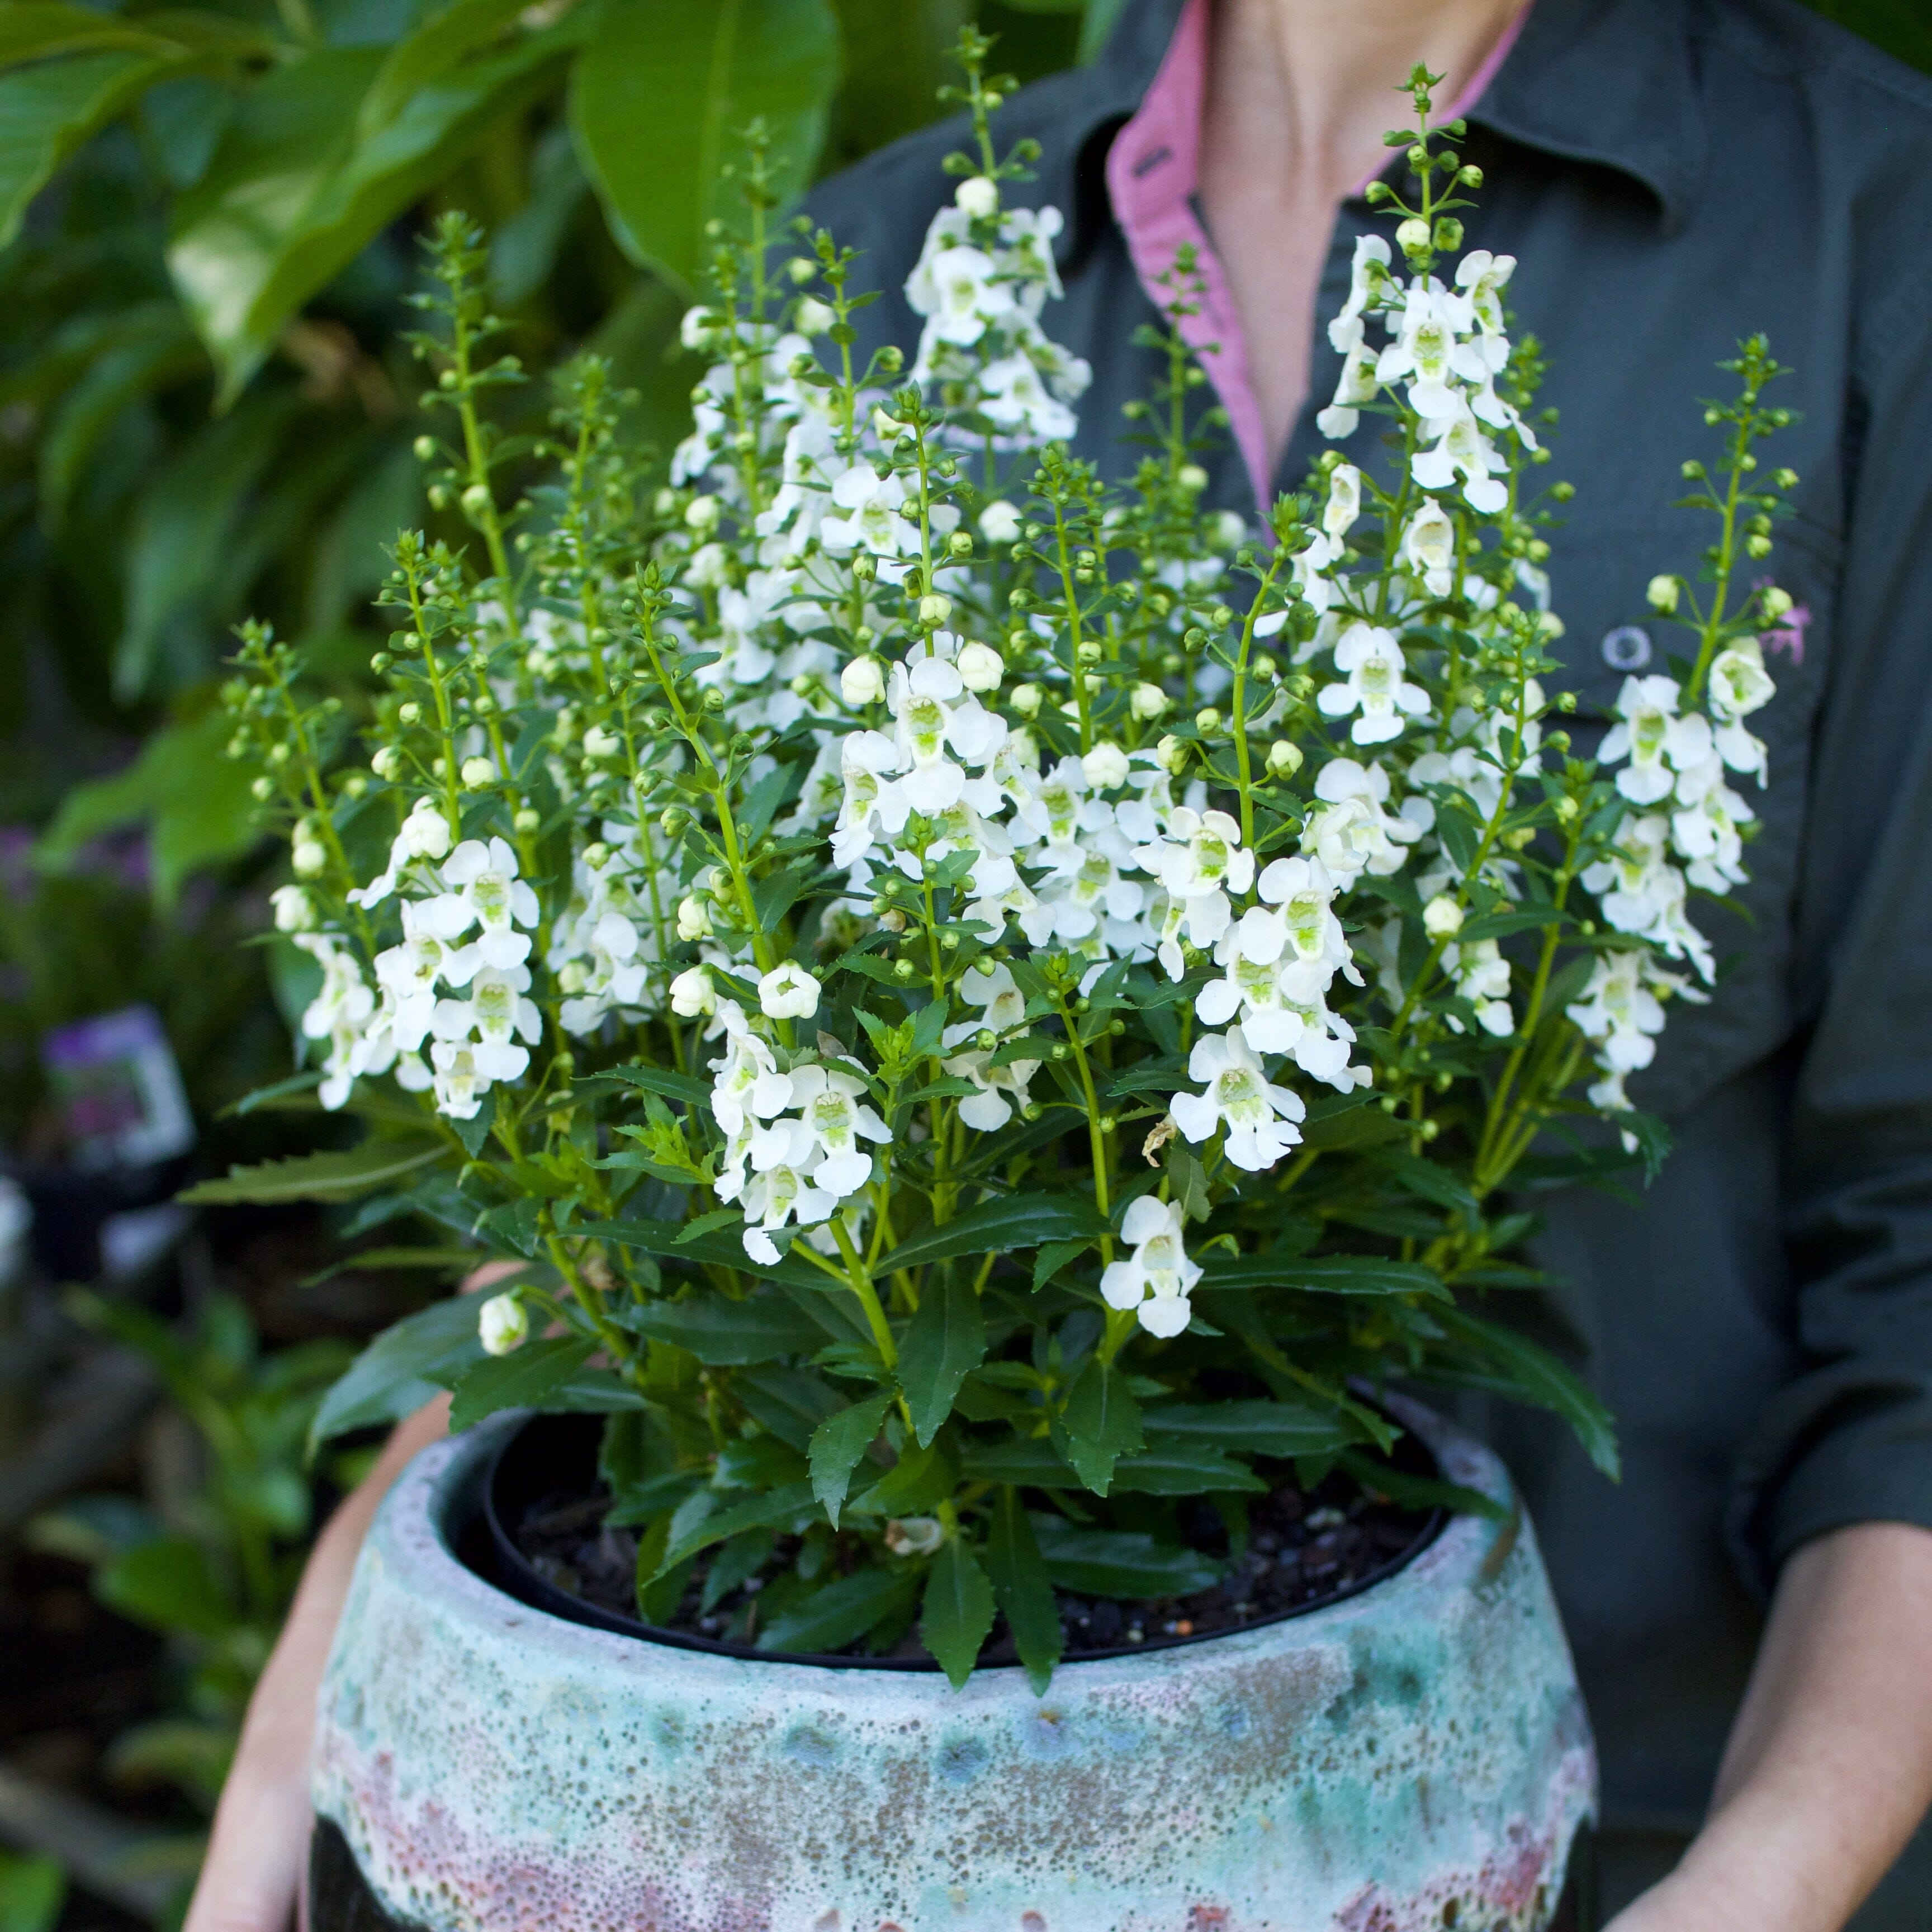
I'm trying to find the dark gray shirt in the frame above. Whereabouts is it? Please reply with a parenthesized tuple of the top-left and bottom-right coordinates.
(806, 0, 1932, 1914)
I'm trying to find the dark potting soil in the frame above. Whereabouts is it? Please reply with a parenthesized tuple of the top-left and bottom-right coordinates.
(503, 1437, 1438, 1666)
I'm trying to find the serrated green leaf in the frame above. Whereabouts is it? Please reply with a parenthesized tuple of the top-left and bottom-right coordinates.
(1109, 1441, 1266, 1494)
(877, 1195, 1109, 1276)
(849, 1438, 955, 1518)
(1336, 1449, 1506, 1523)
(1056, 1357, 1143, 1496)
(622, 1288, 824, 1366)
(921, 1538, 995, 1688)
(1140, 1399, 1363, 1458)
(307, 1294, 488, 1452)
(447, 1337, 595, 1432)
(896, 1272, 986, 1447)
(1030, 1517, 1221, 1599)
(735, 1365, 842, 1450)
(958, 1435, 1077, 1485)
(755, 1564, 918, 1656)
(807, 1390, 892, 1528)
(181, 1138, 444, 1207)
(1433, 1308, 1620, 1479)
(652, 1479, 816, 1578)
(1197, 1253, 1447, 1298)
(986, 1486, 1062, 1692)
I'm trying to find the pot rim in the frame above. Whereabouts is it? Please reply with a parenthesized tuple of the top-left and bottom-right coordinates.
(368, 1390, 1518, 1698)
(479, 1407, 1451, 1672)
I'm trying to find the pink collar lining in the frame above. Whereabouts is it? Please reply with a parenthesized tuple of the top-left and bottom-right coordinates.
(1103, 0, 1530, 506)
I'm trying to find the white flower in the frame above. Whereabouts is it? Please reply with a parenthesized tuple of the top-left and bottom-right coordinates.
(1327, 235, 1390, 354)
(1567, 951, 1668, 1082)
(954, 175, 999, 220)
(1082, 741, 1129, 789)
(956, 641, 1005, 692)
(1671, 782, 1754, 892)
(1580, 815, 1713, 982)
(1130, 682, 1169, 722)
(1411, 403, 1509, 514)
(786, 1062, 889, 1196)
(1100, 1196, 1202, 1339)
(941, 963, 1040, 1130)
(1400, 499, 1457, 598)
(884, 1516, 944, 1556)
(676, 894, 713, 941)
(1376, 285, 1464, 420)
(1301, 759, 1428, 883)
(670, 965, 716, 1017)
(271, 885, 315, 932)
(1599, 675, 1712, 806)
(1322, 463, 1363, 540)
(1443, 938, 1513, 1037)
(415, 837, 541, 973)
(709, 1002, 795, 1136)
(348, 797, 454, 907)
(727, 1135, 840, 1265)
(1423, 894, 1464, 939)
(479, 1294, 528, 1356)
(1317, 622, 1430, 745)
(759, 962, 821, 1019)
(1317, 342, 1380, 441)
(977, 352, 1080, 443)
(794, 297, 836, 335)
(1169, 1026, 1306, 1172)
(979, 500, 1022, 544)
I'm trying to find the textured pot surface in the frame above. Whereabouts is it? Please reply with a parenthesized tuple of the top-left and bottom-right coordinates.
(311, 1400, 1595, 1932)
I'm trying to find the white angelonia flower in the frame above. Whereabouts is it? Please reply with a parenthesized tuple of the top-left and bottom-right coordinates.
(272, 884, 315, 932)
(1322, 463, 1363, 540)
(759, 963, 821, 1019)
(979, 500, 1022, 544)
(977, 353, 1079, 443)
(1400, 499, 1457, 598)
(428, 1041, 487, 1120)
(723, 1134, 840, 1266)
(1317, 341, 1380, 441)
(1100, 1197, 1202, 1339)
(1327, 235, 1391, 354)
(415, 836, 541, 974)
(923, 244, 1015, 347)
(479, 1294, 528, 1356)
(941, 963, 1040, 1131)
(1599, 675, 1712, 806)
(794, 297, 836, 335)
(670, 965, 716, 1017)
(1376, 285, 1463, 420)
(1442, 939, 1513, 1038)
(1301, 758, 1428, 883)
(708, 1002, 795, 1136)
(1453, 249, 1517, 346)
(1412, 404, 1510, 514)
(1567, 951, 1669, 1106)
(832, 729, 911, 867)
(1135, 806, 1253, 978)
(955, 175, 1000, 220)
(349, 797, 454, 907)
(786, 1063, 890, 1196)
(956, 642, 1005, 693)
(299, 936, 392, 1110)
(1423, 894, 1465, 939)
(1317, 623, 1431, 745)
(1707, 637, 1775, 783)
(821, 466, 924, 583)
(1671, 782, 1755, 892)
(1169, 1026, 1306, 1172)
(1580, 816, 1714, 982)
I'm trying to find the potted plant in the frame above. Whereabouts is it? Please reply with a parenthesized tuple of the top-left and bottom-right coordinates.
(197, 43, 1794, 1931)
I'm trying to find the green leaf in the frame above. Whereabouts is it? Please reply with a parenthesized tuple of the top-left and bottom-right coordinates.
(735, 1364, 843, 1450)
(1032, 1238, 1091, 1290)
(180, 1138, 444, 1207)
(958, 1435, 1077, 1485)
(920, 1537, 996, 1688)
(622, 1288, 825, 1365)
(1141, 1399, 1362, 1458)
(654, 1480, 816, 1576)
(849, 1437, 955, 1517)
(1433, 1308, 1620, 1479)
(38, 707, 263, 902)
(576, 1216, 826, 1291)
(896, 1272, 986, 1447)
(754, 1564, 917, 1656)
(1055, 1357, 1142, 1496)
(580, 1063, 711, 1107)
(357, 0, 528, 136)
(1030, 1517, 1221, 1599)
(986, 1487, 1062, 1692)
(0, 4, 182, 68)
(876, 1194, 1109, 1276)
(1109, 1441, 1266, 1495)
(0, 1850, 65, 1932)
(447, 1336, 596, 1431)
(569, 0, 841, 291)
(1336, 1449, 1506, 1523)
(95, 1536, 235, 1637)
(307, 1293, 490, 1452)
(0, 51, 173, 251)
(1197, 1253, 1447, 1298)
(806, 1390, 891, 1528)
(112, 387, 301, 699)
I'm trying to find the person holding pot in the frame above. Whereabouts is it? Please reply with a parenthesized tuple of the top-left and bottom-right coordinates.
(184, 0, 1932, 1926)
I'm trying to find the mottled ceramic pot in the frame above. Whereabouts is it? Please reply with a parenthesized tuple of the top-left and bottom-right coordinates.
(311, 1400, 1594, 1932)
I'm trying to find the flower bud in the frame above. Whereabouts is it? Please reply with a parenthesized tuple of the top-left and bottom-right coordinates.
(1156, 733, 1190, 774)
(1396, 217, 1432, 256)
(479, 1294, 528, 1357)
(271, 885, 315, 933)
(954, 176, 999, 219)
(1177, 463, 1209, 494)
(412, 435, 435, 462)
(1195, 706, 1221, 735)
(979, 500, 1022, 544)
(884, 1516, 945, 1556)
(684, 494, 721, 532)
(292, 839, 328, 878)
(676, 894, 713, 941)
(251, 775, 274, 801)
(513, 806, 541, 834)
(460, 756, 495, 787)
(794, 297, 835, 335)
(1266, 739, 1303, 778)
(1130, 682, 1169, 722)
(397, 701, 422, 725)
(371, 746, 401, 780)
(1010, 682, 1041, 718)
(582, 842, 611, 869)
(1423, 895, 1465, 939)
(669, 965, 716, 1017)
(1082, 741, 1130, 789)
(840, 657, 886, 705)
(1646, 575, 1681, 614)
(1760, 585, 1794, 619)
(787, 255, 817, 285)
(918, 593, 953, 627)
(957, 641, 1004, 692)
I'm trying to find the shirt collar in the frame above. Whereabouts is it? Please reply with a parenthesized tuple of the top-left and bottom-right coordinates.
(1042, 0, 1707, 254)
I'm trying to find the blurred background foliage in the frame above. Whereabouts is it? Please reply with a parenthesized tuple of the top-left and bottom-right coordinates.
(0, 0, 1920, 1145)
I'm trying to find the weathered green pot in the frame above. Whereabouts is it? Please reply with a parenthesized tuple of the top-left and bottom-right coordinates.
(310, 1400, 1594, 1931)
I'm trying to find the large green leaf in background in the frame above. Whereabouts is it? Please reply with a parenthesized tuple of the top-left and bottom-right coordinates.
(571, 0, 843, 291)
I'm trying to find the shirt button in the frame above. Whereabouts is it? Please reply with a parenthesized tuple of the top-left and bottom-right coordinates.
(1600, 625, 1652, 671)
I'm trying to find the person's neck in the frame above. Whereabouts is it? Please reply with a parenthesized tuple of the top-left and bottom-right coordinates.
(1208, 0, 1529, 203)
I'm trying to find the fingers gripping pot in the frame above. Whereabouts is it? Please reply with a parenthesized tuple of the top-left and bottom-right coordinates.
(309, 1401, 1595, 1932)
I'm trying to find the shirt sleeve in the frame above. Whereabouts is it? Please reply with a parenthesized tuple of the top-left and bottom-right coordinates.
(1726, 247, 1932, 1590)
